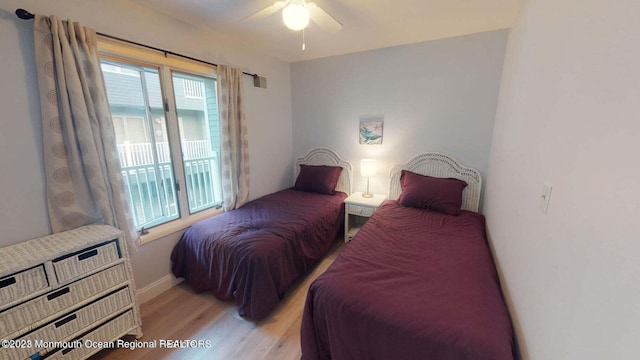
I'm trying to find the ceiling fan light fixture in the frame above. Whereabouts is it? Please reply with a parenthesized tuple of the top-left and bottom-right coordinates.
(282, 2, 310, 31)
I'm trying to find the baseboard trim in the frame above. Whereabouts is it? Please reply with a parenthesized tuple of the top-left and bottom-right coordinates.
(136, 275, 183, 304)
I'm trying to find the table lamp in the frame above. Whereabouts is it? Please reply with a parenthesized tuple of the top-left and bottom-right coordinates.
(360, 159, 377, 198)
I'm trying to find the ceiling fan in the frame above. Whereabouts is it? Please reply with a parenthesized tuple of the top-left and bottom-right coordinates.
(242, 0, 343, 33)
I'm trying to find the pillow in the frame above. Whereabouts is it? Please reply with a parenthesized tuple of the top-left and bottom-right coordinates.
(398, 170, 467, 215)
(294, 165, 343, 195)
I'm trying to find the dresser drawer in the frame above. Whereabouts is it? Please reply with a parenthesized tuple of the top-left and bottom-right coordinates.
(0, 265, 49, 307)
(48, 309, 135, 360)
(53, 240, 120, 283)
(346, 204, 375, 217)
(8, 287, 132, 360)
(0, 264, 128, 338)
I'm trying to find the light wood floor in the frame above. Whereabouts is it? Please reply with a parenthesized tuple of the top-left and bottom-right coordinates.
(91, 240, 345, 360)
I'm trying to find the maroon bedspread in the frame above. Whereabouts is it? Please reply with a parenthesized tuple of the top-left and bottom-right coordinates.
(301, 200, 514, 360)
(171, 188, 346, 321)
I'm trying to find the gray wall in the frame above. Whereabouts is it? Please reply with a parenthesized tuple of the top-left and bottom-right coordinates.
(484, 0, 640, 358)
(291, 30, 508, 203)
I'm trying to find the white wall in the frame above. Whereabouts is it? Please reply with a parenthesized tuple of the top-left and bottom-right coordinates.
(484, 0, 640, 358)
(0, 0, 292, 290)
(291, 30, 508, 200)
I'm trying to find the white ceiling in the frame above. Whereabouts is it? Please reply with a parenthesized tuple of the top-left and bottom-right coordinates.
(132, 0, 524, 63)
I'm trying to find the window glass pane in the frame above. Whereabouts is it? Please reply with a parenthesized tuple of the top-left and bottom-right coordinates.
(172, 72, 222, 213)
(102, 61, 180, 229)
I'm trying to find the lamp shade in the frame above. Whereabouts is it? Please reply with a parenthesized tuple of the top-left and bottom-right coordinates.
(360, 159, 378, 178)
(282, 2, 310, 31)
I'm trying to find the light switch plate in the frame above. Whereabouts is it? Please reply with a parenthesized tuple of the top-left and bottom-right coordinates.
(540, 183, 553, 214)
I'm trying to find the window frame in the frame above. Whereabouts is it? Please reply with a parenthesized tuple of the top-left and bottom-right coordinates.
(98, 37, 223, 244)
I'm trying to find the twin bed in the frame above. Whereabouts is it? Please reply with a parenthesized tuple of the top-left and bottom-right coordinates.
(171, 148, 352, 321)
(171, 148, 514, 358)
(300, 153, 514, 359)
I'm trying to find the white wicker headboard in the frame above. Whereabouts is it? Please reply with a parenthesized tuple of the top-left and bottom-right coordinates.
(389, 153, 482, 212)
(294, 148, 353, 194)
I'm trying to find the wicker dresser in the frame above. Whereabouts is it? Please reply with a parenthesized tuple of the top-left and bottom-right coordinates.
(0, 225, 142, 360)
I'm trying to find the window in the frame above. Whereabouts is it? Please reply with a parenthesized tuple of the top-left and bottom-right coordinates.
(100, 48, 222, 236)
(172, 73, 221, 213)
(112, 116, 149, 145)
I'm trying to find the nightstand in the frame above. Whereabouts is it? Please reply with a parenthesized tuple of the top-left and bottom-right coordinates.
(344, 192, 387, 242)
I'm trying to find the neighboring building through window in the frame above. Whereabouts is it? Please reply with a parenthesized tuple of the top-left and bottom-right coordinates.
(182, 78, 204, 99)
(100, 56, 221, 232)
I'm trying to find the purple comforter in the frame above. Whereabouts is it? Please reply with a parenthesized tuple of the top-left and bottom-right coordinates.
(171, 188, 346, 321)
(301, 200, 514, 360)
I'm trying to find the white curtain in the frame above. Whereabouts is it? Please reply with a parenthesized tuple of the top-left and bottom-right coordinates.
(33, 15, 139, 250)
(217, 65, 250, 211)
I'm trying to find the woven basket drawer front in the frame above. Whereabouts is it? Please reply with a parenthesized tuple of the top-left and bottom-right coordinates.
(0, 264, 128, 339)
(48, 310, 135, 360)
(346, 204, 374, 217)
(0, 265, 48, 307)
(53, 241, 120, 283)
(8, 287, 132, 360)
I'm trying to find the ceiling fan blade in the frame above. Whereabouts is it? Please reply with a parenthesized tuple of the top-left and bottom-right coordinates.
(242, 1, 287, 22)
(307, 3, 343, 33)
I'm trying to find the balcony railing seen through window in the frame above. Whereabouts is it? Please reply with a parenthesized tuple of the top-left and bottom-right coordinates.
(116, 140, 221, 225)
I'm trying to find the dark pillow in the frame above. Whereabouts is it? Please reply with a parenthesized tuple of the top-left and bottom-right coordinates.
(398, 170, 467, 215)
(294, 165, 343, 195)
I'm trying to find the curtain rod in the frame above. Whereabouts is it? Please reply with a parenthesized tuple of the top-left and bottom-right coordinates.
(15, 8, 260, 80)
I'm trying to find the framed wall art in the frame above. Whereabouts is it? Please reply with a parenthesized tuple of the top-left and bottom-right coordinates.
(359, 117, 383, 145)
